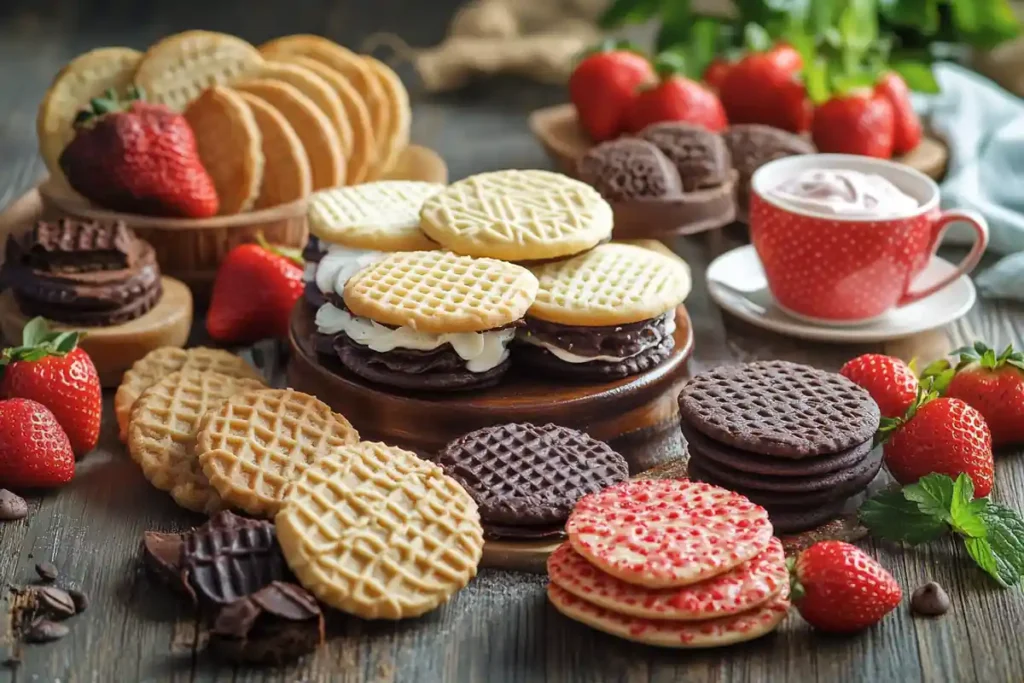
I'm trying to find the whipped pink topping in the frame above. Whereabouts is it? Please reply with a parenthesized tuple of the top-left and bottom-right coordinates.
(769, 169, 919, 217)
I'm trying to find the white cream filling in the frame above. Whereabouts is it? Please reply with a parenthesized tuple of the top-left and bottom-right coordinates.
(310, 246, 386, 295)
(519, 315, 676, 364)
(315, 303, 514, 373)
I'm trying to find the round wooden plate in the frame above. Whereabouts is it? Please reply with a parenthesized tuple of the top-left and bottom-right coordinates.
(529, 103, 950, 181)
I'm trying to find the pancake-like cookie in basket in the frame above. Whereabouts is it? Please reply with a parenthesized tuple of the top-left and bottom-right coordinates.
(517, 243, 691, 380)
(316, 250, 537, 392)
(361, 56, 411, 179)
(419, 169, 613, 261)
(234, 91, 312, 209)
(435, 423, 629, 540)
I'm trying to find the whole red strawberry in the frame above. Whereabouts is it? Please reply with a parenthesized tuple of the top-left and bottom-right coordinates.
(59, 87, 219, 218)
(840, 354, 919, 419)
(812, 90, 895, 158)
(206, 235, 304, 344)
(0, 398, 74, 489)
(625, 57, 727, 134)
(883, 396, 994, 497)
(0, 319, 101, 458)
(874, 72, 923, 156)
(719, 53, 810, 133)
(945, 343, 1024, 446)
(702, 58, 732, 90)
(569, 46, 655, 142)
(791, 541, 901, 633)
(765, 42, 803, 74)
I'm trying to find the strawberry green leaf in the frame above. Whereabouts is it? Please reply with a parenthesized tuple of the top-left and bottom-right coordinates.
(919, 358, 950, 379)
(744, 22, 772, 52)
(21, 317, 49, 347)
(979, 502, 1024, 586)
(653, 51, 688, 78)
(804, 57, 831, 105)
(904, 473, 955, 522)
(964, 537, 1007, 586)
(982, 348, 998, 367)
(1008, 359, 1024, 371)
(931, 368, 956, 395)
(859, 491, 948, 544)
(890, 60, 941, 93)
(599, 0, 661, 28)
(950, 474, 987, 538)
(51, 331, 80, 356)
(975, 340, 990, 356)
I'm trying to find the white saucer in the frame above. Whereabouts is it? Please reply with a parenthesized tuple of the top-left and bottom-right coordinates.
(706, 245, 977, 343)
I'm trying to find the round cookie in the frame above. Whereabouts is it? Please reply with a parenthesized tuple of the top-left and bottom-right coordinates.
(566, 480, 774, 589)
(577, 138, 683, 202)
(274, 441, 484, 619)
(419, 170, 613, 261)
(235, 91, 312, 209)
(435, 423, 629, 526)
(722, 124, 816, 216)
(678, 361, 881, 457)
(636, 121, 732, 192)
(17, 280, 162, 326)
(362, 56, 411, 178)
(308, 181, 443, 251)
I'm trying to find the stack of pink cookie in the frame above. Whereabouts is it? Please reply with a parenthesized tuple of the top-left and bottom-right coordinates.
(547, 479, 791, 648)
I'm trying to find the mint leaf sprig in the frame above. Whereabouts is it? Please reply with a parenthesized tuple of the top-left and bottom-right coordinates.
(860, 473, 1024, 587)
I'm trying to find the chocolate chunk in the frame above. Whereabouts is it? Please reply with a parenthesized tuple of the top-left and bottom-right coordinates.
(34, 586, 75, 619)
(34, 562, 57, 582)
(911, 582, 950, 616)
(0, 489, 28, 521)
(209, 582, 324, 664)
(182, 516, 288, 606)
(142, 531, 187, 591)
(721, 124, 815, 217)
(67, 588, 88, 613)
(637, 122, 732, 192)
(23, 618, 70, 644)
(577, 138, 682, 201)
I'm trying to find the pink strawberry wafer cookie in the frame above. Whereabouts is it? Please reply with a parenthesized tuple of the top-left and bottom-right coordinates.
(547, 537, 786, 621)
(566, 480, 773, 588)
(547, 582, 790, 648)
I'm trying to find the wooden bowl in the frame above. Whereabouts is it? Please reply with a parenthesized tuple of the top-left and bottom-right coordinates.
(286, 303, 694, 475)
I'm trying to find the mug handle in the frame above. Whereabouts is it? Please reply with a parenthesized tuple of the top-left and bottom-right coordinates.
(897, 209, 989, 307)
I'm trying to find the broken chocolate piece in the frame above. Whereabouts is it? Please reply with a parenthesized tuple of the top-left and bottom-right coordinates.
(0, 490, 28, 521)
(182, 515, 288, 606)
(209, 581, 324, 664)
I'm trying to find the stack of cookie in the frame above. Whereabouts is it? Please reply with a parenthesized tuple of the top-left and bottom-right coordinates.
(679, 360, 883, 534)
(547, 479, 789, 649)
(435, 423, 629, 543)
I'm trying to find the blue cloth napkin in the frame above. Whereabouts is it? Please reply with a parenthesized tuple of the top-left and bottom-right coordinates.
(911, 63, 1024, 300)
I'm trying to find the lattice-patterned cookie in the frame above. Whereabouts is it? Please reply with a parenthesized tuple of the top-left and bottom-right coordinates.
(196, 388, 359, 517)
(308, 181, 442, 251)
(128, 370, 266, 513)
(528, 243, 692, 326)
(274, 441, 484, 619)
(362, 56, 410, 178)
(343, 250, 538, 334)
(419, 170, 613, 260)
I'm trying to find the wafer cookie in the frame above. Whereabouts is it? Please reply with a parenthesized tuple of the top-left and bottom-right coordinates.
(307, 181, 442, 251)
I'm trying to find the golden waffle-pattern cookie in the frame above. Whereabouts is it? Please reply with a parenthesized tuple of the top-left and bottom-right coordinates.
(128, 371, 267, 513)
(362, 56, 410, 179)
(274, 441, 484, 619)
(419, 170, 614, 261)
(134, 31, 264, 111)
(37, 47, 142, 187)
(236, 91, 312, 208)
(115, 347, 263, 442)
(183, 86, 264, 214)
(196, 388, 360, 518)
(268, 55, 376, 184)
(528, 243, 692, 326)
(234, 79, 345, 190)
(308, 181, 442, 251)
(343, 250, 539, 334)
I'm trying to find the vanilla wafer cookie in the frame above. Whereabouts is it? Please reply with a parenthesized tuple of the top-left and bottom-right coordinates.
(547, 582, 790, 649)
(275, 441, 484, 619)
(196, 388, 359, 517)
(419, 170, 613, 261)
(134, 31, 264, 111)
(236, 91, 312, 208)
(308, 181, 442, 251)
(528, 243, 692, 326)
(37, 47, 142, 186)
(343, 250, 538, 334)
(128, 371, 267, 513)
(115, 347, 263, 442)
(362, 56, 410, 179)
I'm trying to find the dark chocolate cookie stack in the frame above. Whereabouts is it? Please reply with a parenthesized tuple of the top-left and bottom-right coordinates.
(678, 361, 882, 534)
(436, 423, 629, 541)
(0, 218, 162, 326)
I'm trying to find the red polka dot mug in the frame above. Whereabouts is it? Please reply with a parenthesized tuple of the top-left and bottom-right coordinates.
(749, 154, 989, 323)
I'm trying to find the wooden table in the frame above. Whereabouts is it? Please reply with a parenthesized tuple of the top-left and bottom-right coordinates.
(1, 2, 1023, 682)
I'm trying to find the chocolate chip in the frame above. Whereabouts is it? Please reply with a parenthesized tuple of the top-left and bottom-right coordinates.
(911, 581, 950, 617)
(34, 562, 57, 582)
(0, 490, 28, 521)
(67, 588, 88, 613)
(23, 618, 69, 643)
(34, 586, 75, 619)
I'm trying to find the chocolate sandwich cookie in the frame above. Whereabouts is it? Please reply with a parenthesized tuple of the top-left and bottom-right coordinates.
(323, 250, 538, 392)
(577, 138, 683, 201)
(636, 121, 732, 191)
(722, 124, 815, 218)
(678, 360, 880, 457)
(482, 522, 567, 541)
(436, 423, 629, 530)
(302, 236, 326, 307)
(518, 243, 690, 380)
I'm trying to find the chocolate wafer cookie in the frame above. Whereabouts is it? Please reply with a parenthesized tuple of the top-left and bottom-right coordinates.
(678, 361, 880, 457)
(482, 522, 567, 541)
(436, 423, 629, 527)
(636, 121, 732, 192)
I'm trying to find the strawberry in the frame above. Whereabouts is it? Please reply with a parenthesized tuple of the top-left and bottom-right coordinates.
(811, 90, 895, 158)
(874, 72, 923, 156)
(945, 343, 1024, 446)
(0, 399, 74, 489)
(839, 354, 919, 419)
(719, 53, 810, 133)
(569, 46, 655, 142)
(702, 58, 732, 90)
(765, 42, 803, 74)
(206, 234, 304, 344)
(790, 541, 901, 633)
(59, 87, 219, 218)
(0, 319, 101, 458)
(624, 57, 727, 134)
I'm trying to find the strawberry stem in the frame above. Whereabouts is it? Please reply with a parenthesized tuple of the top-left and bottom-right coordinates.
(652, 51, 686, 79)
(255, 232, 303, 268)
(786, 556, 805, 602)
(0, 317, 82, 371)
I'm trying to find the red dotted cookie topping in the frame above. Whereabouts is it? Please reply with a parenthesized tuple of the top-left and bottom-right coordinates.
(565, 479, 774, 588)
